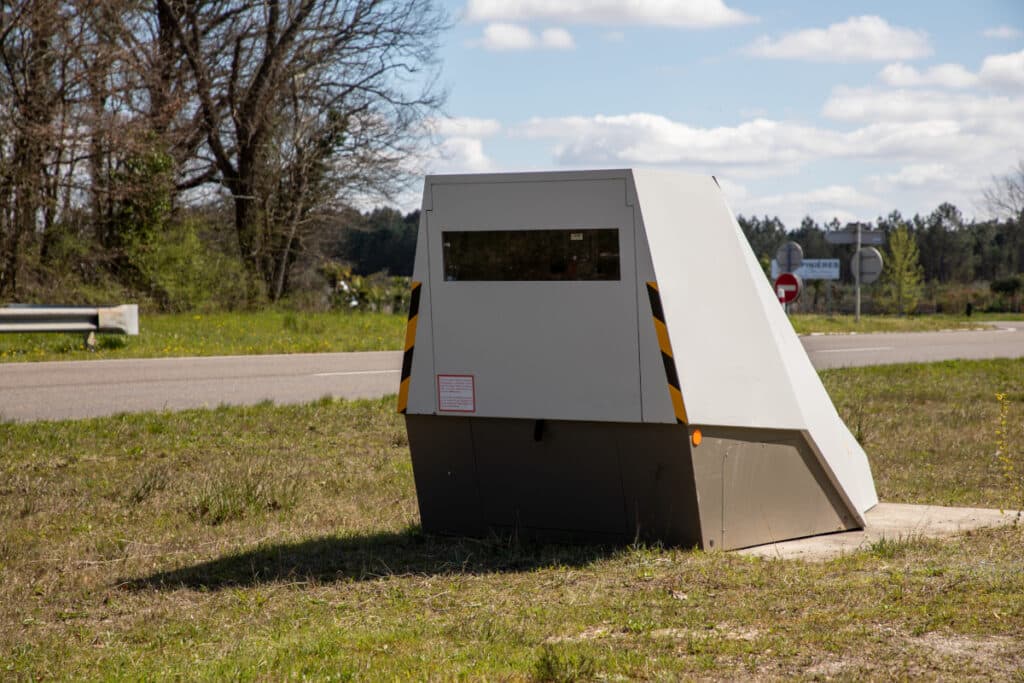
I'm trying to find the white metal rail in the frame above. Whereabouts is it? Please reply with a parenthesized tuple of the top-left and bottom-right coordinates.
(0, 304, 139, 347)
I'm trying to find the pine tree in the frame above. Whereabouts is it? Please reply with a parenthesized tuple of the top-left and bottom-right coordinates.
(879, 226, 925, 315)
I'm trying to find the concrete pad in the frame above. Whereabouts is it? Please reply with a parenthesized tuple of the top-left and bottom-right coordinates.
(738, 503, 1022, 561)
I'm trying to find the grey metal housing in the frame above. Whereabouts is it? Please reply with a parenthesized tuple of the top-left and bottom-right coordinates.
(401, 170, 876, 550)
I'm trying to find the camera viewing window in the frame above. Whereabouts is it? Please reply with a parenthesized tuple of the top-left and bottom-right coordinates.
(442, 228, 620, 281)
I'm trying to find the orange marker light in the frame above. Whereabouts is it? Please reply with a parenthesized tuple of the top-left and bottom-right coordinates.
(691, 429, 703, 447)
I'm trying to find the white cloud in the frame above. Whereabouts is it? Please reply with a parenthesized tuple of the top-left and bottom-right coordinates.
(742, 186, 883, 228)
(843, 120, 972, 158)
(515, 112, 995, 170)
(979, 49, 1024, 89)
(430, 117, 502, 138)
(745, 16, 931, 62)
(754, 185, 882, 210)
(464, 0, 755, 27)
(540, 27, 575, 50)
(868, 163, 956, 190)
(983, 25, 1022, 40)
(879, 62, 978, 89)
(877, 51, 1024, 91)
(478, 23, 534, 50)
(422, 117, 501, 175)
(822, 86, 1024, 128)
(436, 138, 494, 173)
(475, 22, 575, 50)
(517, 114, 838, 167)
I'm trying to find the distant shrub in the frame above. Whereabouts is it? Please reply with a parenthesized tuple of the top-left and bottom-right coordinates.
(321, 263, 411, 314)
(990, 276, 1022, 296)
(923, 281, 994, 315)
(127, 220, 254, 312)
(989, 276, 1022, 312)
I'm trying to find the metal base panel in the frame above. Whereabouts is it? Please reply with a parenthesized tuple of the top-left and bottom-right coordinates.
(405, 416, 860, 550)
(690, 426, 859, 550)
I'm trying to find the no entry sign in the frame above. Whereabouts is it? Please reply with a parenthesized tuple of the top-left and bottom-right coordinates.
(774, 272, 802, 304)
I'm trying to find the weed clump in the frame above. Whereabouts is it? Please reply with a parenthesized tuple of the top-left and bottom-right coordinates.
(186, 467, 299, 525)
(125, 463, 170, 506)
(868, 536, 904, 559)
(532, 645, 596, 682)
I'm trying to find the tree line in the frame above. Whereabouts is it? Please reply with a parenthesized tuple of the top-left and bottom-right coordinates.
(0, 0, 444, 309)
(739, 198, 1024, 289)
(738, 174, 1024, 315)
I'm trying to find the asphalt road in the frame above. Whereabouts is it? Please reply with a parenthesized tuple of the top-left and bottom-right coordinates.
(2, 322, 1021, 422)
(0, 351, 402, 422)
(802, 321, 1022, 369)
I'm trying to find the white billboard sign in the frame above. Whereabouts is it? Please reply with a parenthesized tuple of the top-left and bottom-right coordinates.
(771, 258, 840, 281)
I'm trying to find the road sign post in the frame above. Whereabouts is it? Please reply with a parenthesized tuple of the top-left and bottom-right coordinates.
(774, 272, 802, 312)
(775, 241, 803, 274)
(825, 226, 884, 322)
(850, 245, 884, 321)
(856, 226, 861, 322)
(852, 247, 883, 285)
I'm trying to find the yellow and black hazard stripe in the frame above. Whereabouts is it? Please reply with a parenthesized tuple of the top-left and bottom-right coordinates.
(397, 281, 421, 414)
(646, 281, 688, 424)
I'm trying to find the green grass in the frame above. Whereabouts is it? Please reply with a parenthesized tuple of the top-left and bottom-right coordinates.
(1, 361, 1023, 680)
(790, 312, 1024, 335)
(3, 310, 1021, 363)
(825, 359, 1024, 509)
(0, 310, 405, 362)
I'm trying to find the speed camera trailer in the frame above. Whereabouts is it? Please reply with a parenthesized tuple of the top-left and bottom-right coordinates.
(398, 169, 877, 551)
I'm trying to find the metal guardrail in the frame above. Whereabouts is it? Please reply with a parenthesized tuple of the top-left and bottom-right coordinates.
(0, 304, 139, 348)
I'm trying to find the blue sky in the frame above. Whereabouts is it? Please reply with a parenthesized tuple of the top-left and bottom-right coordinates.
(412, 0, 1024, 228)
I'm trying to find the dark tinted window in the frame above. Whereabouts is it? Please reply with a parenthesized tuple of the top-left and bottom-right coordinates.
(442, 229, 620, 281)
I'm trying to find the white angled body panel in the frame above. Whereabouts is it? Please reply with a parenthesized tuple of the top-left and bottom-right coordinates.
(632, 169, 877, 514)
(633, 171, 805, 429)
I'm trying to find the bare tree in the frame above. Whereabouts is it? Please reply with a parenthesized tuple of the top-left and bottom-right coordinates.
(985, 161, 1024, 222)
(258, 77, 331, 301)
(0, 1, 63, 296)
(69, 0, 198, 252)
(155, 0, 446, 296)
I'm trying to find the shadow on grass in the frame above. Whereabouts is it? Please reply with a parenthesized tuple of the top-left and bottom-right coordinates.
(123, 526, 626, 591)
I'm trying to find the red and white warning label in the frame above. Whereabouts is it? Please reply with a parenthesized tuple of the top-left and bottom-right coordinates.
(437, 374, 475, 412)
